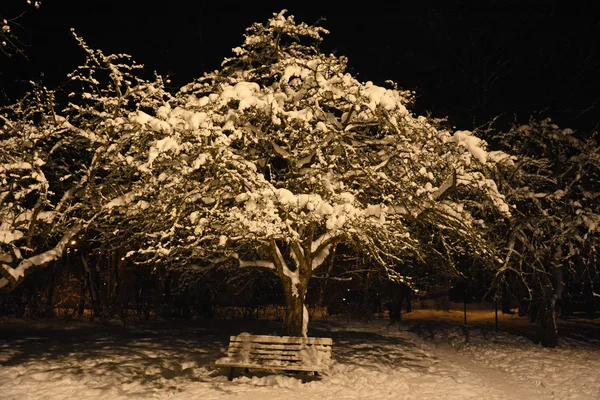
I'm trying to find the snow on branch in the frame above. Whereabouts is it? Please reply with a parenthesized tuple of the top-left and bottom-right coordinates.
(311, 244, 332, 271)
(269, 240, 300, 297)
(449, 130, 488, 164)
(309, 231, 345, 271)
(235, 254, 276, 270)
(0, 222, 82, 290)
(311, 231, 338, 254)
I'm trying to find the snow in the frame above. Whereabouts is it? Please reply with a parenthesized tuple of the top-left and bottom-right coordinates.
(0, 230, 24, 244)
(129, 110, 171, 134)
(1, 310, 599, 400)
(156, 136, 180, 153)
(104, 192, 136, 209)
(302, 305, 309, 337)
(361, 81, 406, 113)
(450, 130, 488, 164)
(236, 254, 276, 270)
(14, 210, 55, 224)
(0, 162, 34, 172)
(275, 244, 299, 297)
(311, 244, 331, 271)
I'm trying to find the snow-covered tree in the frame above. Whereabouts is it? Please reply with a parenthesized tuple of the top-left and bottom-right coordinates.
(0, 30, 168, 293)
(95, 10, 511, 336)
(0, 84, 82, 290)
(487, 118, 600, 347)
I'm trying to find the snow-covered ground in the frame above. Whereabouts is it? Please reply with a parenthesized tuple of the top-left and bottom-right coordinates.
(1, 310, 599, 400)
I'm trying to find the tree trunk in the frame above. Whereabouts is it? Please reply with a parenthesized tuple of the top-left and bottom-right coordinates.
(270, 240, 312, 337)
(535, 266, 563, 348)
(45, 267, 56, 318)
(318, 245, 336, 308)
(389, 284, 408, 321)
(163, 271, 173, 318)
(537, 296, 559, 348)
(85, 255, 101, 318)
(283, 294, 305, 336)
(78, 279, 86, 317)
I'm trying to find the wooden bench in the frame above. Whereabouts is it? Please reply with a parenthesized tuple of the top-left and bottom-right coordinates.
(215, 333, 333, 380)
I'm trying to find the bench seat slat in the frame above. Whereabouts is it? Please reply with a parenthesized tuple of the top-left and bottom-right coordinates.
(219, 356, 305, 365)
(228, 343, 331, 352)
(227, 353, 302, 361)
(228, 350, 302, 358)
(229, 335, 332, 345)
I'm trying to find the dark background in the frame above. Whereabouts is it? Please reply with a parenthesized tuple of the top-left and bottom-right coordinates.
(2, 0, 599, 133)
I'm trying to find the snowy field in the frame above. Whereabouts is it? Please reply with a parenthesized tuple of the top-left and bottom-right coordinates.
(1, 310, 600, 400)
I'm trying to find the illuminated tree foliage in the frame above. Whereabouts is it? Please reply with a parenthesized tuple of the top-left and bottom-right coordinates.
(0, 31, 168, 292)
(87, 11, 509, 335)
(1, 10, 511, 335)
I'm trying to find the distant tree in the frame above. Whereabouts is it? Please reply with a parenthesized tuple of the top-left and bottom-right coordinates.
(0, 30, 168, 293)
(487, 118, 600, 347)
(0, 83, 82, 291)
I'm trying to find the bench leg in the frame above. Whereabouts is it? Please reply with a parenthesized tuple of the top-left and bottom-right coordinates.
(228, 367, 236, 381)
(245, 368, 249, 374)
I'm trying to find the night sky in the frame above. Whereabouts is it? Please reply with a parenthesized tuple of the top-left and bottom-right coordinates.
(2, 0, 600, 133)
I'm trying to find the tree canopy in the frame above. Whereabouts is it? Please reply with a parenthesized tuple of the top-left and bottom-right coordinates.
(485, 118, 600, 346)
(1, 10, 514, 335)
